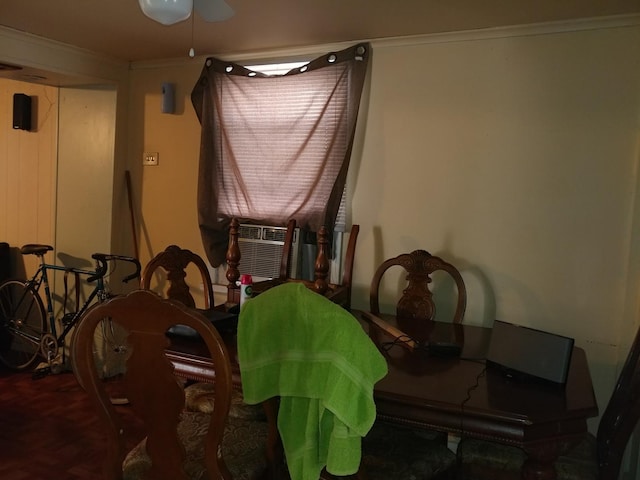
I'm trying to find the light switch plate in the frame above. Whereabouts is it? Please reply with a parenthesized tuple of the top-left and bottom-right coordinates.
(143, 152, 159, 166)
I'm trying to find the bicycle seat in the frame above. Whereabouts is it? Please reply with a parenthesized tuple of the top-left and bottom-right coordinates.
(21, 244, 53, 256)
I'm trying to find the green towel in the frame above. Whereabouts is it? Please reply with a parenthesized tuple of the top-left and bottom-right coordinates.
(238, 282, 388, 480)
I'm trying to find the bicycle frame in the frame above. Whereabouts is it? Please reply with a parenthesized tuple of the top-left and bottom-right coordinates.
(0, 245, 141, 372)
(23, 261, 104, 348)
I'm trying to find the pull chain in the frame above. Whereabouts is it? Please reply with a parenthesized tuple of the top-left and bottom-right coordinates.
(189, 11, 195, 58)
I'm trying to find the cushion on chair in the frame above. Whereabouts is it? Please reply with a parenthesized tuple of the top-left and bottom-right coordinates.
(361, 422, 456, 479)
(123, 411, 269, 480)
(456, 435, 597, 480)
(456, 437, 526, 478)
(554, 434, 597, 479)
(184, 382, 266, 420)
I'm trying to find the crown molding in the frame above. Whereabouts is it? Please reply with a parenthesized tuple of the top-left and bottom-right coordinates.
(0, 26, 129, 85)
(370, 13, 640, 50)
(131, 13, 640, 70)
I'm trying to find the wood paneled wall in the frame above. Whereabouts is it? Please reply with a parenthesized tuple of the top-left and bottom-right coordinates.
(0, 79, 58, 277)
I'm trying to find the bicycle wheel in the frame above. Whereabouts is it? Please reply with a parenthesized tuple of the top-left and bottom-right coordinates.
(70, 317, 130, 379)
(79, 316, 130, 379)
(0, 280, 47, 370)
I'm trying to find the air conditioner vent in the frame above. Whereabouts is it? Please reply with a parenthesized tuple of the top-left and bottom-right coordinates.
(263, 227, 287, 243)
(237, 224, 300, 281)
(238, 225, 261, 240)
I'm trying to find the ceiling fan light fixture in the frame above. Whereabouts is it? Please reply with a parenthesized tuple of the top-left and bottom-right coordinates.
(138, 0, 193, 25)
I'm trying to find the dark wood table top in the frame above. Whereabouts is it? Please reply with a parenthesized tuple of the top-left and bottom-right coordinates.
(365, 313, 598, 443)
(166, 308, 599, 479)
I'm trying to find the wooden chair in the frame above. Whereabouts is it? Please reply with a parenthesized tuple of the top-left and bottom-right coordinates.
(141, 244, 215, 310)
(71, 290, 270, 480)
(225, 218, 360, 310)
(370, 249, 467, 323)
(321, 223, 360, 310)
(357, 251, 466, 478)
(361, 250, 466, 352)
(224, 218, 297, 306)
(141, 244, 265, 423)
(456, 322, 640, 480)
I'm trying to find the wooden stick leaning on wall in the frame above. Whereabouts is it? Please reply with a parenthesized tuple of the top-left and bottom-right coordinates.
(125, 171, 139, 259)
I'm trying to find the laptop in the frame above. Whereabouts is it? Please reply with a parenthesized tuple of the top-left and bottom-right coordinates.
(486, 320, 574, 386)
(167, 308, 238, 338)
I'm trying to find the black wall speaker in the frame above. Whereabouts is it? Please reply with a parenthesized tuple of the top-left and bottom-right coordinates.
(13, 93, 32, 131)
(486, 320, 574, 386)
(161, 82, 175, 114)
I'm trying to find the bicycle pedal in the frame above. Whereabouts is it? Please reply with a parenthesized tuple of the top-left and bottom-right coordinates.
(32, 366, 51, 380)
(50, 363, 64, 375)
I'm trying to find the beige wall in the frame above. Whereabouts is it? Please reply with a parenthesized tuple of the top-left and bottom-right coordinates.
(126, 21, 640, 431)
(354, 25, 640, 426)
(56, 86, 117, 265)
(358, 27, 640, 339)
(127, 63, 204, 268)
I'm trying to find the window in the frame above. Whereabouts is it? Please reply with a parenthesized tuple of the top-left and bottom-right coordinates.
(191, 43, 369, 266)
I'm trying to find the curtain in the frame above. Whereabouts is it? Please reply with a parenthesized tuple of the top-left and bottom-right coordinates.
(191, 43, 370, 267)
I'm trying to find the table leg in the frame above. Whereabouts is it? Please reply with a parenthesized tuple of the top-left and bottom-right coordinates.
(522, 454, 557, 480)
(521, 436, 582, 480)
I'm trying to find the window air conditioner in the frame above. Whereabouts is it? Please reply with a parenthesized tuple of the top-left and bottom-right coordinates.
(238, 224, 301, 282)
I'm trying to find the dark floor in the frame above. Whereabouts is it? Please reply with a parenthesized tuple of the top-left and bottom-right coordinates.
(0, 365, 139, 479)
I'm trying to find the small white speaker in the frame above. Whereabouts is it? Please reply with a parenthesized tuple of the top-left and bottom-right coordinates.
(161, 82, 175, 114)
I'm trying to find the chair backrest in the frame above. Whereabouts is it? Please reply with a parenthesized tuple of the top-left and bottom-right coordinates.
(277, 218, 299, 280)
(316, 224, 359, 310)
(262, 223, 360, 310)
(596, 322, 640, 480)
(369, 249, 466, 323)
(225, 220, 359, 310)
(225, 218, 297, 304)
(71, 290, 234, 480)
(141, 245, 214, 309)
(340, 224, 360, 293)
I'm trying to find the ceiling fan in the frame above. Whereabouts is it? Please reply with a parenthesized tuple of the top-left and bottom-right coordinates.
(138, 0, 234, 26)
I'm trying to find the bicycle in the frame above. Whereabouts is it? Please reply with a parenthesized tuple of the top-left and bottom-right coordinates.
(0, 244, 141, 374)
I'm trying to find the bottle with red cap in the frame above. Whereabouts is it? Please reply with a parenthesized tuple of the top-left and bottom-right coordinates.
(240, 274, 253, 307)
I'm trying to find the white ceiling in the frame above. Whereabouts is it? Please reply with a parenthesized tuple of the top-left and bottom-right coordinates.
(2, 0, 640, 64)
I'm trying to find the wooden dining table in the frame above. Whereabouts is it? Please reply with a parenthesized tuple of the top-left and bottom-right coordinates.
(165, 309, 599, 480)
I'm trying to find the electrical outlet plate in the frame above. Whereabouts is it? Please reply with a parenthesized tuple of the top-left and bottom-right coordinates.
(143, 152, 159, 166)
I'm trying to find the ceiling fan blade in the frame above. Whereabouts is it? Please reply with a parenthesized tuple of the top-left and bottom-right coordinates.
(194, 0, 235, 22)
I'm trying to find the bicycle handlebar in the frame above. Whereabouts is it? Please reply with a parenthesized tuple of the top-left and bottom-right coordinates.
(89, 253, 141, 284)
(87, 256, 108, 283)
